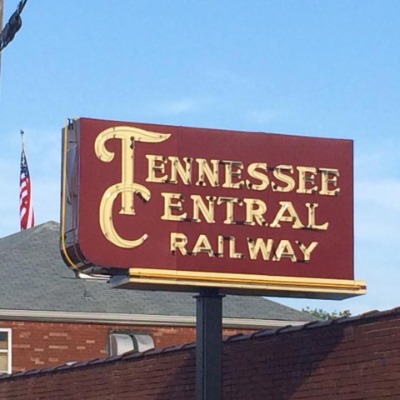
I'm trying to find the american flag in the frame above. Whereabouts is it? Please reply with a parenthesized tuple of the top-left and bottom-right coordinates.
(19, 145, 35, 230)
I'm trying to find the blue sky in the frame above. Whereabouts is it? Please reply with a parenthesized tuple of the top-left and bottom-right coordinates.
(0, 0, 399, 315)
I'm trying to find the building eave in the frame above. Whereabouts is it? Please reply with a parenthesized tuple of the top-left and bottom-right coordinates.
(0, 309, 308, 329)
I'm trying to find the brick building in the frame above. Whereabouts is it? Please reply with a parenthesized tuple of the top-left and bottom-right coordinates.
(0, 221, 315, 373)
(0, 307, 398, 399)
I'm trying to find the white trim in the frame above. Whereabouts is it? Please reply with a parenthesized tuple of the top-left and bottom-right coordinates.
(0, 328, 11, 374)
(78, 273, 110, 281)
(0, 309, 308, 329)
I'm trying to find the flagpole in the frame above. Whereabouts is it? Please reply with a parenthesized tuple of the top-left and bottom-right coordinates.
(20, 129, 25, 152)
(0, 0, 3, 81)
(0, 0, 3, 34)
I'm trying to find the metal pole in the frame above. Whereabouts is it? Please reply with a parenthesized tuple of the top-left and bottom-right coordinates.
(195, 288, 224, 400)
(0, 0, 3, 32)
(0, 0, 3, 78)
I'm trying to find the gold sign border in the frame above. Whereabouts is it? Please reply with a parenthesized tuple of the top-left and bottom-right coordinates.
(61, 120, 366, 300)
(110, 268, 366, 300)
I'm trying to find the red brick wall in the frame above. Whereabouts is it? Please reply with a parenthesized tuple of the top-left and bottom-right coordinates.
(1, 310, 399, 399)
(0, 320, 254, 372)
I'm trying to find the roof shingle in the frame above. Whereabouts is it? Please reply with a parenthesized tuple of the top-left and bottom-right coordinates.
(0, 221, 316, 322)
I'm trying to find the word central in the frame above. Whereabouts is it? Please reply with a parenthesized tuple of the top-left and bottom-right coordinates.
(161, 193, 328, 230)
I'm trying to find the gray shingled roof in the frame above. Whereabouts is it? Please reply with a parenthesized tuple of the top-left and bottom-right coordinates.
(0, 221, 315, 322)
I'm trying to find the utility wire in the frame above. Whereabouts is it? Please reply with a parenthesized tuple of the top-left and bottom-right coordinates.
(0, 0, 28, 92)
(0, 0, 28, 52)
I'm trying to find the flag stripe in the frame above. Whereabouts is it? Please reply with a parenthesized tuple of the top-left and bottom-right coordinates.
(19, 148, 34, 230)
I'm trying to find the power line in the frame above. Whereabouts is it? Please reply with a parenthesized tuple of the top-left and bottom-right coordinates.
(0, 0, 28, 52)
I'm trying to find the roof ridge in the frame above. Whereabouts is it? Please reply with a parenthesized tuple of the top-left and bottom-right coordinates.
(0, 221, 58, 238)
(0, 221, 59, 251)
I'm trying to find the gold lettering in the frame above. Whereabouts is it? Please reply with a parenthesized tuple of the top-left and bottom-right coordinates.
(272, 165, 295, 192)
(217, 197, 239, 224)
(297, 241, 318, 261)
(161, 192, 187, 221)
(273, 239, 297, 262)
(319, 168, 340, 196)
(297, 166, 317, 194)
(229, 236, 243, 258)
(169, 156, 192, 185)
(270, 201, 304, 229)
(305, 203, 329, 230)
(247, 238, 274, 260)
(243, 198, 267, 226)
(146, 155, 167, 183)
(169, 233, 319, 262)
(170, 232, 188, 255)
(95, 126, 170, 248)
(246, 163, 269, 190)
(191, 195, 216, 223)
(193, 234, 214, 256)
(196, 159, 219, 187)
(217, 235, 224, 257)
(99, 184, 149, 248)
(222, 161, 244, 189)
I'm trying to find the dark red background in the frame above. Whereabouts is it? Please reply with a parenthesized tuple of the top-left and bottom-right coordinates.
(74, 117, 353, 280)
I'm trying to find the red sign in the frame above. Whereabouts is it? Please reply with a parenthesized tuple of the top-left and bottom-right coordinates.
(61, 117, 365, 298)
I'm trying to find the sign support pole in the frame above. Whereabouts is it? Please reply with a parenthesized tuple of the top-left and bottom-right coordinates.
(195, 288, 224, 400)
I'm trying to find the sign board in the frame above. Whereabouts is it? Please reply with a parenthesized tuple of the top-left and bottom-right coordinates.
(60, 117, 366, 299)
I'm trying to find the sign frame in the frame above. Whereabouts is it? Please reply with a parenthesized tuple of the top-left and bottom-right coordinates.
(60, 117, 366, 299)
